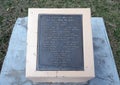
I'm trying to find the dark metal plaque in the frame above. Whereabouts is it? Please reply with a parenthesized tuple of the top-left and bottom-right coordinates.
(37, 14, 84, 71)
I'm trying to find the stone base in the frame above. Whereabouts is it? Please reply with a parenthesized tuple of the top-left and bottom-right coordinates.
(0, 17, 119, 85)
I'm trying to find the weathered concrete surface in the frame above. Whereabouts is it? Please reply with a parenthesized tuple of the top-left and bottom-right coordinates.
(0, 17, 119, 85)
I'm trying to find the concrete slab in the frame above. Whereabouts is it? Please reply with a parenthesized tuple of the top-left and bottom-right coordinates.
(0, 17, 119, 85)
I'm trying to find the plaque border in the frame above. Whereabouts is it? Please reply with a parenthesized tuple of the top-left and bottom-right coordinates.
(26, 8, 95, 82)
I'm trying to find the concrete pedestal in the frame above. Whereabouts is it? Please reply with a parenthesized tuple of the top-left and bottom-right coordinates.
(0, 17, 119, 85)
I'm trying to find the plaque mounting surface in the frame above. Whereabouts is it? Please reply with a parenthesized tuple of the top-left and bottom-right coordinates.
(37, 14, 84, 71)
(26, 8, 95, 82)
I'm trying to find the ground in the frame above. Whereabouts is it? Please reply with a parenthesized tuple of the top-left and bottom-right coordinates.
(0, 0, 120, 77)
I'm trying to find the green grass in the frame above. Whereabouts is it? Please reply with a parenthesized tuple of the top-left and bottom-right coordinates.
(0, 0, 120, 76)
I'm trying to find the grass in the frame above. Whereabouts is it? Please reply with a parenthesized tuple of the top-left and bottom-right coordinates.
(0, 0, 120, 76)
